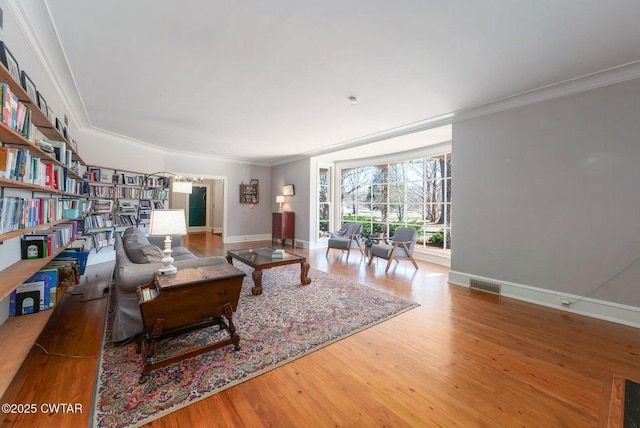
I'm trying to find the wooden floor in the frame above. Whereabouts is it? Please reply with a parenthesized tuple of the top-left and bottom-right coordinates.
(1, 232, 639, 427)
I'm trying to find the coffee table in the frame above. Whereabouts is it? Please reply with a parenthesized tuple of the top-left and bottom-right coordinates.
(226, 247, 311, 295)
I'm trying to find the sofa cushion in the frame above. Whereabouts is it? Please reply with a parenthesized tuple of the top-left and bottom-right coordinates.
(125, 242, 164, 264)
(123, 227, 150, 246)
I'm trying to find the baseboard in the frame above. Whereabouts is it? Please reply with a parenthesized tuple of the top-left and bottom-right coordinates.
(223, 234, 272, 244)
(413, 250, 451, 267)
(448, 271, 640, 328)
(211, 227, 223, 234)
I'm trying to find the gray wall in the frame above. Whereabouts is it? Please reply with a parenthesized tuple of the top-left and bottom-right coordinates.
(271, 158, 312, 245)
(452, 78, 640, 307)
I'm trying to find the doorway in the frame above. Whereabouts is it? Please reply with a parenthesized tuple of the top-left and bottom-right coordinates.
(186, 184, 209, 232)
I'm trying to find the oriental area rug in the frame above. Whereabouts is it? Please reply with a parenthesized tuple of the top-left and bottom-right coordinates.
(91, 263, 419, 428)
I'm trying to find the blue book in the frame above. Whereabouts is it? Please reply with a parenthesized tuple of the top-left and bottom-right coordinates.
(24, 268, 59, 309)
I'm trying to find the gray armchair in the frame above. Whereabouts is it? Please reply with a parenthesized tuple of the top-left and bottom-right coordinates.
(326, 222, 364, 260)
(368, 227, 419, 272)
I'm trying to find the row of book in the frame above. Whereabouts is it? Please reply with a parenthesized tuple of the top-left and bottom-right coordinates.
(140, 188, 169, 200)
(36, 139, 74, 168)
(84, 213, 113, 230)
(87, 184, 116, 198)
(0, 197, 66, 234)
(9, 257, 82, 316)
(0, 146, 81, 194)
(1, 82, 33, 139)
(19, 220, 80, 259)
(115, 214, 137, 227)
(89, 229, 115, 249)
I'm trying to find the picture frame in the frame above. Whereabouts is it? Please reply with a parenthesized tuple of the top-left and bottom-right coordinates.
(250, 179, 259, 185)
(0, 42, 21, 83)
(282, 184, 295, 196)
(55, 117, 63, 131)
(88, 167, 101, 182)
(71, 139, 78, 151)
(46, 106, 53, 121)
(112, 173, 123, 184)
(37, 92, 48, 114)
(138, 200, 152, 210)
(124, 174, 136, 186)
(20, 71, 37, 101)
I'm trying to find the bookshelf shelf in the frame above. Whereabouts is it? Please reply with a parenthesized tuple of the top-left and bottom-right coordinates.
(0, 309, 53, 397)
(0, 243, 73, 301)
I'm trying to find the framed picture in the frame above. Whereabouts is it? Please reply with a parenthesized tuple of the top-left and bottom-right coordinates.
(139, 200, 152, 210)
(0, 42, 20, 82)
(282, 184, 295, 196)
(89, 167, 101, 182)
(20, 71, 37, 101)
(46, 106, 53, 121)
(63, 126, 68, 140)
(71, 139, 78, 151)
(250, 179, 259, 185)
(37, 92, 48, 114)
(112, 174, 123, 184)
(55, 117, 63, 131)
(124, 174, 136, 185)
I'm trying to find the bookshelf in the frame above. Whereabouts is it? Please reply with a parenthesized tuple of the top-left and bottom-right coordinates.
(0, 57, 87, 396)
(82, 166, 170, 247)
(240, 179, 259, 204)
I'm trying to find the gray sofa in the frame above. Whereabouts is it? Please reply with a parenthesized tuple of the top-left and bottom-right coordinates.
(111, 227, 228, 342)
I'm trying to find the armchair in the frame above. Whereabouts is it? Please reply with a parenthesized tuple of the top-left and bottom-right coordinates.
(325, 222, 364, 260)
(368, 227, 419, 272)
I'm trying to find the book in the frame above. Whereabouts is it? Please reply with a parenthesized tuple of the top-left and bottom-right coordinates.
(21, 236, 47, 259)
(271, 249, 285, 259)
(25, 268, 59, 309)
(9, 280, 47, 315)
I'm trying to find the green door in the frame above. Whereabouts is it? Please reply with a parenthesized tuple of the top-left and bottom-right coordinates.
(189, 186, 207, 227)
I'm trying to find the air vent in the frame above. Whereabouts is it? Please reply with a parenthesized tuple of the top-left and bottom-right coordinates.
(469, 279, 501, 295)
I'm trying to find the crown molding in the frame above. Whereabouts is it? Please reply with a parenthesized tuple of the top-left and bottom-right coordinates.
(4, 0, 91, 128)
(454, 61, 640, 123)
(86, 127, 271, 167)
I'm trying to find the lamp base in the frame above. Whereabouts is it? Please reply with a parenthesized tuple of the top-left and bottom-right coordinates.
(158, 265, 177, 275)
(157, 235, 177, 275)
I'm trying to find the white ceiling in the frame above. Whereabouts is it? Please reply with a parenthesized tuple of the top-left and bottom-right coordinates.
(39, 0, 640, 164)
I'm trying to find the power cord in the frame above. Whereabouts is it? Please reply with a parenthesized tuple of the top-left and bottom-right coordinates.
(33, 343, 97, 359)
(568, 253, 640, 305)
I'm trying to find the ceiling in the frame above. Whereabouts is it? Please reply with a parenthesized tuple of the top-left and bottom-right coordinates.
(38, 1, 640, 164)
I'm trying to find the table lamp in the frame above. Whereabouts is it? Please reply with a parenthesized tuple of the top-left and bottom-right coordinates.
(148, 209, 187, 275)
(276, 195, 285, 211)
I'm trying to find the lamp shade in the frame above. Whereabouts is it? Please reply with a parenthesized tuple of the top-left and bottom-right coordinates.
(276, 195, 285, 203)
(149, 209, 187, 236)
(172, 181, 193, 194)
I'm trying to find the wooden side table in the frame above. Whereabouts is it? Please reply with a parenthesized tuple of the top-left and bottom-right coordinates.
(272, 211, 295, 247)
(136, 263, 246, 383)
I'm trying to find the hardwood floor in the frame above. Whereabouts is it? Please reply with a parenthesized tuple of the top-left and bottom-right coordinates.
(2, 232, 639, 427)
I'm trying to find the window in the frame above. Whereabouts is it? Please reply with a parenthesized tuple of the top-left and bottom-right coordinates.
(318, 166, 331, 238)
(340, 152, 451, 251)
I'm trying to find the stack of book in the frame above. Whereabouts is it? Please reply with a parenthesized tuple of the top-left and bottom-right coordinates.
(271, 249, 285, 260)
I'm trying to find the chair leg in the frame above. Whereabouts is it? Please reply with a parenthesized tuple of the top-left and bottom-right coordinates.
(385, 258, 393, 273)
(346, 248, 351, 261)
(325, 247, 330, 257)
(408, 253, 419, 269)
(368, 254, 374, 266)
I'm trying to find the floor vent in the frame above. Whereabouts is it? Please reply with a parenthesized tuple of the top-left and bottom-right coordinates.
(469, 279, 501, 295)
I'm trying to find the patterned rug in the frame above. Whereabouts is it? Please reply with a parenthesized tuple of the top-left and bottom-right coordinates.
(91, 264, 419, 428)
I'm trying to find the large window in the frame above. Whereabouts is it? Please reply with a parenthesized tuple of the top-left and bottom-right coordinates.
(318, 166, 331, 238)
(340, 153, 451, 251)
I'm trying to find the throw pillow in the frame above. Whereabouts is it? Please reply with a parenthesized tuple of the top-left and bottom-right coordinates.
(125, 243, 164, 264)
